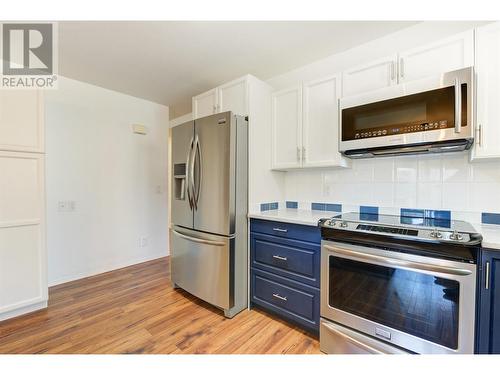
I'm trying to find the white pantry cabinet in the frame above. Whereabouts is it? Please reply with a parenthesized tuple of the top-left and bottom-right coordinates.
(192, 76, 248, 119)
(0, 90, 44, 153)
(342, 31, 474, 97)
(342, 54, 398, 97)
(0, 90, 47, 322)
(472, 22, 500, 160)
(271, 76, 350, 170)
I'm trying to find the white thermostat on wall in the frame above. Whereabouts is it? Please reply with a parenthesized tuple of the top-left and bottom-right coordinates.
(132, 124, 148, 135)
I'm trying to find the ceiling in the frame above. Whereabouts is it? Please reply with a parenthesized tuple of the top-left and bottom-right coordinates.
(58, 21, 418, 117)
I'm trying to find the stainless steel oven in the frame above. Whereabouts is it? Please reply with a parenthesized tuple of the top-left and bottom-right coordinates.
(320, 240, 477, 354)
(339, 67, 474, 158)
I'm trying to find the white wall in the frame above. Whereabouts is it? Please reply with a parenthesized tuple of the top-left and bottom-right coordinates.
(265, 21, 500, 222)
(45, 77, 169, 286)
(170, 112, 192, 128)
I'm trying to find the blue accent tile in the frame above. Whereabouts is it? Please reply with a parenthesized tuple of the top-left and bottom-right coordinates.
(425, 209, 451, 221)
(326, 203, 342, 212)
(286, 201, 298, 209)
(311, 202, 326, 211)
(360, 206, 379, 215)
(401, 208, 425, 218)
(260, 203, 270, 211)
(269, 202, 278, 210)
(482, 212, 500, 225)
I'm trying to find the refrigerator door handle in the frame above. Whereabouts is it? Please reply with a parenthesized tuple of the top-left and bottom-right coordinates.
(186, 136, 195, 210)
(172, 229, 226, 247)
(189, 134, 197, 210)
(193, 135, 202, 210)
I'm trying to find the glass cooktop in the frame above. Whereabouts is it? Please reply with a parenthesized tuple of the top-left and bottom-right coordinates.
(329, 212, 478, 233)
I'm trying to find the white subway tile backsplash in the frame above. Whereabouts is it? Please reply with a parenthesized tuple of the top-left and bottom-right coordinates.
(442, 183, 469, 211)
(370, 182, 394, 207)
(373, 157, 395, 182)
(471, 160, 500, 183)
(418, 155, 442, 183)
(469, 183, 500, 212)
(416, 182, 442, 208)
(284, 151, 500, 219)
(394, 156, 418, 183)
(394, 183, 417, 207)
(442, 153, 471, 183)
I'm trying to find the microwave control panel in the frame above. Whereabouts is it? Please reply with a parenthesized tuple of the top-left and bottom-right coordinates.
(354, 120, 449, 139)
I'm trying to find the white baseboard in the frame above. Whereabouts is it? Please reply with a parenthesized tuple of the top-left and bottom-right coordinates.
(0, 300, 48, 322)
(48, 251, 168, 287)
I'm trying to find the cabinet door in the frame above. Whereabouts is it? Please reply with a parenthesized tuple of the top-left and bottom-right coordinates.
(218, 76, 248, 116)
(473, 22, 500, 160)
(477, 250, 500, 353)
(342, 54, 397, 97)
(271, 86, 302, 170)
(192, 88, 217, 119)
(0, 90, 43, 153)
(0, 151, 47, 318)
(302, 75, 347, 168)
(398, 30, 474, 83)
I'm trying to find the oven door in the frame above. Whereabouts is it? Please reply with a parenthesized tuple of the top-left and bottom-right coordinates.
(339, 67, 473, 153)
(320, 240, 477, 354)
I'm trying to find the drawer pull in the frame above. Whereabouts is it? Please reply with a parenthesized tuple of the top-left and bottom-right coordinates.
(272, 228, 288, 233)
(272, 293, 287, 301)
(272, 255, 288, 261)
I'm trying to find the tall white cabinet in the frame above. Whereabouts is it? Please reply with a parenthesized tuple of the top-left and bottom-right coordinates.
(0, 90, 47, 321)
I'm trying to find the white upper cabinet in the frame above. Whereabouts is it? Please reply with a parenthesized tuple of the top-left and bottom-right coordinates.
(192, 76, 249, 119)
(342, 54, 398, 97)
(472, 22, 500, 160)
(398, 30, 474, 83)
(192, 88, 218, 119)
(0, 90, 43, 153)
(218, 76, 248, 115)
(271, 78, 350, 170)
(271, 86, 302, 169)
(303, 75, 348, 168)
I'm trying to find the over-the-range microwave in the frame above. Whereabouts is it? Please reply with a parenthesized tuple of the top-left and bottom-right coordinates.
(339, 67, 474, 158)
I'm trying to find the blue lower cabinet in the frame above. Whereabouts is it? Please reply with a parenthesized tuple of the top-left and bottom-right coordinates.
(250, 232, 320, 287)
(249, 218, 321, 334)
(251, 268, 320, 333)
(476, 248, 500, 353)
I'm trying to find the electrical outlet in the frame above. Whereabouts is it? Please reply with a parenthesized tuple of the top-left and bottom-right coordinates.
(140, 236, 149, 248)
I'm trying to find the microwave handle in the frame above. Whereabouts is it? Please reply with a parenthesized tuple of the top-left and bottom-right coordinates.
(454, 78, 461, 134)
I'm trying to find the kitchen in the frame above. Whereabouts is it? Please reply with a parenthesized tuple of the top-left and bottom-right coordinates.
(0, 5, 500, 372)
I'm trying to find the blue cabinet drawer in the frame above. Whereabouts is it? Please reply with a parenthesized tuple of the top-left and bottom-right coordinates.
(250, 233, 320, 287)
(250, 219, 320, 243)
(251, 268, 320, 333)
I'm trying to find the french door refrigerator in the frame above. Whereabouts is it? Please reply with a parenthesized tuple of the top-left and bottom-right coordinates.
(170, 111, 248, 318)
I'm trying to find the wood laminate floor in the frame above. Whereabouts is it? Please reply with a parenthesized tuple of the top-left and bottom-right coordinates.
(0, 257, 320, 354)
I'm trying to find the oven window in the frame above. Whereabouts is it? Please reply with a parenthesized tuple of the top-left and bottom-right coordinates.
(341, 84, 467, 141)
(329, 256, 459, 349)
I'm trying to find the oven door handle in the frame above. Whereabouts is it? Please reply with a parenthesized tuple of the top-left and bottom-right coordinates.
(324, 245, 473, 276)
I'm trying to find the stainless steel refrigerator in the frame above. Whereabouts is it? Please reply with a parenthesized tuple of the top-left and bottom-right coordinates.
(170, 111, 248, 318)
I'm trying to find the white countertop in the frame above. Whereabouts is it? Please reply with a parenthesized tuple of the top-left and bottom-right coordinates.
(248, 209, 500, 251)
(248, 209, 333, 227)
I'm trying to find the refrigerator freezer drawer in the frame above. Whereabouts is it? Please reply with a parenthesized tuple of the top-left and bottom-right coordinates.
(171, 226, 233, 310)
